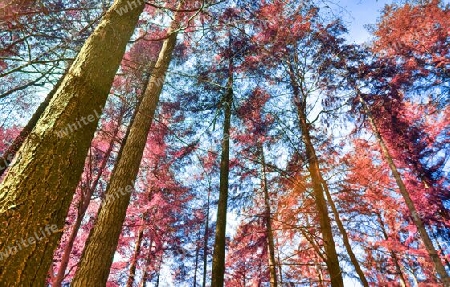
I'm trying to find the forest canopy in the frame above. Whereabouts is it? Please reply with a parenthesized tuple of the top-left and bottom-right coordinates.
(0, 0, 449, 286)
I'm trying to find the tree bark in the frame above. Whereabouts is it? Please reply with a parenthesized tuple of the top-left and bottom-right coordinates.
(260, 146, 278, 287)
(288, 60, 344, 286)
(0, 1, 144, 285)
(72, 24, 179, 286)
(359, 96, 450, 285)
(211, 49, 233, 287)
(52, 106, 125, 287)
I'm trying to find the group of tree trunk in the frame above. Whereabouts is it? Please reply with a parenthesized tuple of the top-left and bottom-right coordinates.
(0, 0, 449, 286)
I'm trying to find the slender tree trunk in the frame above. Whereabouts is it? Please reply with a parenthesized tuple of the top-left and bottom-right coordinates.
(52, 107, 124, 287)
(276, 236, 283, 285)
(155, 255, 163, 287)
(260, 146, 278, 287)
(359, 96, 450, 285)
(376, 212, 408, 286)
(287, 61, 343, 286)
(193, 227, 202, 287)
(203, 183, 211, 287)
(320, 178, 369, 287)
(315, 252, 325, 287)
(138, 238, 153, 287)
(0, 68, 68, 178)
(211, 49, 233, 287)
(72, 22, 179, 286)
(298, 103, 343, 287)
(126, 224, 145, 287)
(0, 1, 144, 285)
(433, 231, 450, 270)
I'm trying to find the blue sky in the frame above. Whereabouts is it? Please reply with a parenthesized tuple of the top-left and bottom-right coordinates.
(338, 0, 393, 44)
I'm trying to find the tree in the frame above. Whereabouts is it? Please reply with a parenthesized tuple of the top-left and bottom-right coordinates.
(0, 0, 145, 284)
(211, 35, 233, 287)
(246, 2, 350, 284)
(357, 93, 449, 285)
(72, 8, 184, 285)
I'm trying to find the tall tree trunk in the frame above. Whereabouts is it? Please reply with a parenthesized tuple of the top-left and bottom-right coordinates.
(260, 146, 278, 287)
(432, 231, 450, 270)
(320, 178, 369, 287)
(193, 227, 202, 287)
(138, 238, 154, 287)
(287, 61, 344, 286)
(375, 212, 407, 286)
(211, 49, 233, 287)
(0, 1, 144, 285)
(316, 253, 325, 287)
(72, 23, 179, 286)
(52, 107, 125, 287)
(202, 182, 211, 287)
(155, 253, 163, 287)
(126, 223, 145, 287)
(359, 96, 450, 285)
(276, 236, 283, 285)
(0, 67, 68, 178)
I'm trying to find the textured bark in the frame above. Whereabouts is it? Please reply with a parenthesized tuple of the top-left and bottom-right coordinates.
(0, 1, 144, 285)
(260, 146, 278, 287)
(288, 61, 344, 286)
(321, 178, 369, 287)
(72, 27, 179, 286)
(360, 96, 450, 285)
(52, 109, 124, 287)
(0, 69, 67, 178)
(211, 55, 233, 287)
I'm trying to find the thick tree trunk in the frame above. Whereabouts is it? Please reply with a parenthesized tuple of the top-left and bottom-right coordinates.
(320, 178, 369, 287)
(260, 146, 278, 287)
(0, 1, 144, 285)
(126, 224, 145, 287)
(0, 68, 68, 178)
(211, 53, 233, 287)
(287, 60, 343, 286)
(360, 96, 450, 285)
(52, 108, 124, 287)
(71, 25, 179, 286)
